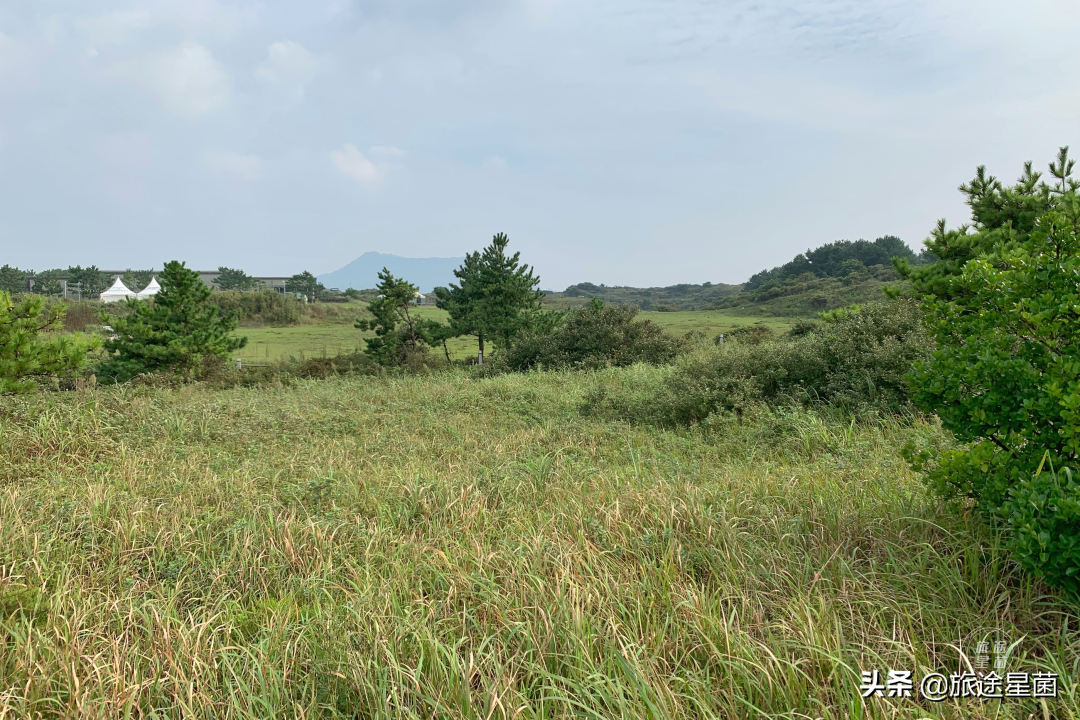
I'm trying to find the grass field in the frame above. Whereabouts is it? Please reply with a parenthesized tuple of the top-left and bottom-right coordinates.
(2, 367, 1076, 718)
(234, 307, 796, 363)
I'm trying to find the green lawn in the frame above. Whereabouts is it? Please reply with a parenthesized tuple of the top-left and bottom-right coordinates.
(234, 307, 796, 363)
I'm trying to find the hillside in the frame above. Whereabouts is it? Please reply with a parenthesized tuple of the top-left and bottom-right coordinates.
(543, 281, 742, 310)
(319, 252, 464, 293)
(545, 236, 924, 315)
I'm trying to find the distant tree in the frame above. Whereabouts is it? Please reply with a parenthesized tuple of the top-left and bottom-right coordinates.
(286, 271, 325, 301)
(31, 269, 65, 297)
(355, 268, 427, 365)
(65, 265, 110, 299)
(0, 265, 29, 294)
(0, 291, 98, 393)
(99, 260, 247, 382)
(434, 233, 546, 361)
(213, 266, 260, 292)
(122, 269, 157, 293)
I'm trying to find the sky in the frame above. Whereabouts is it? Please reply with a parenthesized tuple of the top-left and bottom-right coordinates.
(1, 0, 1078, 290)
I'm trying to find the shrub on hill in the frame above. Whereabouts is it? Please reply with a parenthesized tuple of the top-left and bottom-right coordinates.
(584, 299, 931, 424)
(745, 235, 923, 291)
(501, 299, 685, 371)
(551, 281, 742, 311)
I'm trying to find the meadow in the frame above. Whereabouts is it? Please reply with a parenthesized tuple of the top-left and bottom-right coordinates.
(234, 306, 794, 363)
(1, 367, 1076, 718)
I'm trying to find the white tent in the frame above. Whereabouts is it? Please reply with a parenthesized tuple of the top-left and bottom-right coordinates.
(136, 277, 161, 300)
(100, 277, 138, 303)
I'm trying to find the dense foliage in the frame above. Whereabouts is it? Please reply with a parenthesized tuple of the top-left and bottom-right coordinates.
(0, 291, 98, 393)
(30, 269, 64, 297)
(906, 149, 1080, 592)
(745, 235, 921, 291)
(64, 265, 110, 299)
(553, 281, 742, 311)
(0, 265, 28, 294)
(502, 299, 684, 371)
(209, 289, 304, 326)
(212, 266, 260, 292)
(286, 271, 325, 301)
(99, 261, 247, 383)
(586, 299, 932, 425)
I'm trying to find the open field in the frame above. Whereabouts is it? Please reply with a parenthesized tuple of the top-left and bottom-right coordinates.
(233, 307, 796, 363)
(2, 368, 1076, 718)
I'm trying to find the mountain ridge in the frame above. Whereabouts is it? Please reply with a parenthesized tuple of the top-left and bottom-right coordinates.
(319, 252, 465, 293)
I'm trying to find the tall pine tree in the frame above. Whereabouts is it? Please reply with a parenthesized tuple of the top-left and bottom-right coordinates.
(99, 260, 246, 382)
(434, 233, 544, 361)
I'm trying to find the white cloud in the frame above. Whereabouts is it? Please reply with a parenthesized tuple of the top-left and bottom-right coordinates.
(201, 149, 262, 180)
(330, 144, 382, 185)
(148, 43, 230, 118)
(523, 0, 562, 26)
(0, 32, 35, 89)
(482, 155, 508, 170)
(370, 145, 407, 158)
(256, 40, 319, 103)
(75, 0, 258, 46)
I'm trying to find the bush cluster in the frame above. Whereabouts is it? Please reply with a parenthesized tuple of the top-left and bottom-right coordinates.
(501, 299, 685, 372)
(906, 176, 1080, 594)
(584, 299, 931, 425)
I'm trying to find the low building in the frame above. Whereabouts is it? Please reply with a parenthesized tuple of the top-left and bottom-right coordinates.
(196, 271, 292, 293)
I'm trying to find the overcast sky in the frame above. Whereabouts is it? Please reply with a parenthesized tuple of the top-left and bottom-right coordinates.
(1, 0, 1077, 289)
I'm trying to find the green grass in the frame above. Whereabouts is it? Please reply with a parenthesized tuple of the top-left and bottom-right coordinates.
(1, 367, 1077, 718)
(233, 307, 795, 363)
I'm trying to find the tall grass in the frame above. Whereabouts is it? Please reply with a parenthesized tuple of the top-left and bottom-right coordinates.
(0, 369, 1076, 718)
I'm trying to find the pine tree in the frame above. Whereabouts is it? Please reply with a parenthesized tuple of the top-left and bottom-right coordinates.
(286, 271, 325, 301)
(99, 260, 247, 382)
(31, 269, 65, 297)
(477, 233, 544, 349)
(213, 266, 260, 292)
(355, 268, 426, 365)
(66, 265, 110, 299)
(0, 265, 28, 294)
(434, 233, 545, 361)
(896, 147, 1076, 300)
(0, 291, 98, 393)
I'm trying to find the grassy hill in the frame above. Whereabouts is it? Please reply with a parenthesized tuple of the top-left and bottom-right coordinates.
(542, 282, 743, 311)
(3, 369, 1074, 716)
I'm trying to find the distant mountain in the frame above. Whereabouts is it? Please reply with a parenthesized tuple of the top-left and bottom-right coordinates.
(319, 252, 464, 293)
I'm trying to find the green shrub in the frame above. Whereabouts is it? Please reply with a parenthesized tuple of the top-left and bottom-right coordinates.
(585, 299, 931, 425)
(502, 299, 685, 372)
(726, 325, 775, 345)
(209, 290, 303, 326)
(906, 169, 1080, 594)
(0, 292, 99, 394)
(99, 261, 247, 383)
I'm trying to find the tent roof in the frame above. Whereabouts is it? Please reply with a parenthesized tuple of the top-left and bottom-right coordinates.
(100, 277, 136, 297)
(137, 277, 161, 297)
